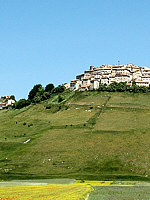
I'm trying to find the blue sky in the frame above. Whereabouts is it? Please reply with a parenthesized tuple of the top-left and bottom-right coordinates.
(0, 0, 150, 99)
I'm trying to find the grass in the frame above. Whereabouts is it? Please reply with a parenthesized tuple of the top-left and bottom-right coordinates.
(68, 91, 108, 105)
(94, 107, 150, 131)
(107, 92, 150, 108)
(0, 91, 150, 181)
(88, 186, 150, 200)
(0, 179, 75, 187)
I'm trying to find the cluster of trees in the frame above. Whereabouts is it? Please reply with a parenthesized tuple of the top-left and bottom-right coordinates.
(98, 81, 150, 93)
(13, 81, 150, 110)
(14, 83, 65, 109)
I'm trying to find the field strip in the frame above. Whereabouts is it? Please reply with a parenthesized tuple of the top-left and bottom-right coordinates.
(0, 180, 149, 200)
(74, 180, 135, 187)
(0, 179, 76, 187)
(0, 183, 92, 200)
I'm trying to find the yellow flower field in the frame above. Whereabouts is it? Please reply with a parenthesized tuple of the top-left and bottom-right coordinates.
(74, 180, 134, 187)
(0, 184, 92, 200)
(0, 180, 135, 200)
(75, 180, 113, 186)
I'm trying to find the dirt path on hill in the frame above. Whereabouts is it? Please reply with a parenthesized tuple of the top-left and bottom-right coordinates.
(88, 95, 111, 130)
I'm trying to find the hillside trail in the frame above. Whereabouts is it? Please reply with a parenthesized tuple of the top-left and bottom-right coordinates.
(89, 95, 111, 131)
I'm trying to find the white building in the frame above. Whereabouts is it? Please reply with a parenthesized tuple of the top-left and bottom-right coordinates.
(135, 80, 149, 87)
(70, 63, 150, 91)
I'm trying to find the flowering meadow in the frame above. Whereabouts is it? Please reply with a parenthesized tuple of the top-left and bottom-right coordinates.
(0, 180, 136, 200)
(0, 184, 92, 200)
(74, 180, 134, 187)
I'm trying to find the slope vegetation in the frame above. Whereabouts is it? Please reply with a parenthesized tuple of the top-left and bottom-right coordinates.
(0, 90, 150, 180)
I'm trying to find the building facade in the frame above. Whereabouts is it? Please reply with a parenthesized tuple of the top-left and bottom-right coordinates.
(70, 64, 150, 91)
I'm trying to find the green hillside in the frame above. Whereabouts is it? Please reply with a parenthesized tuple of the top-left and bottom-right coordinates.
(0, 90, 150, 181)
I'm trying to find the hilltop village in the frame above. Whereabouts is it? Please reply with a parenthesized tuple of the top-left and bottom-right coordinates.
(70, 63, 150, 91)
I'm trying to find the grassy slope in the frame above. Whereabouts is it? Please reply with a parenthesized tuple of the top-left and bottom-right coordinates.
(0, 90, 150, 181)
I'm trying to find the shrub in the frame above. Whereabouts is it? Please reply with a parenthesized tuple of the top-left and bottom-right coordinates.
(58, 95, 63, 103)
(46, 106, 51, 109)
(28, 123, 33, 127)
(14, 99, 30, 109)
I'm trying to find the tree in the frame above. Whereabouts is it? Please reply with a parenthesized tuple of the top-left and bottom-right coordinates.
(98, 83, 107, 91)
(28, 84, 43, 101)
(132, 80, 136, 86)
(107, 82, 118, 92)
(14, 99, 30, 109)
(32, 94, 43, 103)
(10, 95, 15, 101)
(51, 85, 65, 94)
(45, 83, 54, 92)
(139, 86, 148, 93)
(41, 92, 51, 100)
(117, 82, 127, 92)
(131, 84, 140, 93)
